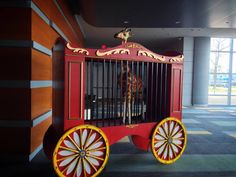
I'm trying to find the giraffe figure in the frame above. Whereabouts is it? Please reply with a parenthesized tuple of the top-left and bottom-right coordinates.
(119, 63, 144, 124)
(114, 28, 132, 44)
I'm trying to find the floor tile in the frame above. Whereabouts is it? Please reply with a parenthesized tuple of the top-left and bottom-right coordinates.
(210, 121, 236, 126)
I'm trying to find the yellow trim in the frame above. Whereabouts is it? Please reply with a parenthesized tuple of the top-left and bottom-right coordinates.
(151, 117, 187, 164)
(53, 124, 110, 177)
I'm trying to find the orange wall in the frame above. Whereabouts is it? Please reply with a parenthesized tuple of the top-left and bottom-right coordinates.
(0, 0, 84, 161)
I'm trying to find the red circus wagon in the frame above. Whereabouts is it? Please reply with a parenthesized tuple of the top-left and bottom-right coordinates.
(43, 29, 187, 177)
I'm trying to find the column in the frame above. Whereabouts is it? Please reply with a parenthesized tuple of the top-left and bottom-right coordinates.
(183, 37, 194, 106)
(192, 37, 210, 105)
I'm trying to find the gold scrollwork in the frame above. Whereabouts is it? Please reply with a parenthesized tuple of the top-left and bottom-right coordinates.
(169, 55, 184, 62)
(125, 124, 139, 128)
(126, 43, 142, 49)
(137, 50, 165, 61)
(66, 43, 89, 55)
(96, 48, 130, 56)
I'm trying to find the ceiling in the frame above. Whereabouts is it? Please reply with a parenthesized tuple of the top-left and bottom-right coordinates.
(68, 0, 236, 49)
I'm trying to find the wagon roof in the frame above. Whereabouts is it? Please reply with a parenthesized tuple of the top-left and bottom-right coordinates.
(65, 42, 184, 64)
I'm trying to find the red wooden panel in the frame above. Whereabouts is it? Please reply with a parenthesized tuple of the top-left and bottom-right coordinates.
(64, 57, 85, 131)
(170, 64, 183, 119)
(69, 62, 82, 119)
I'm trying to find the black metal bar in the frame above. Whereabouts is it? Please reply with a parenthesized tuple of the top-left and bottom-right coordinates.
(163, 64, 168, 118)
(159, 64, 163, 120)
(136, 62, 139, 123)
(86, 61, 89, 121)
(90, 60, 94, 122)
(150, 62, 154, 122)
(141, 62, 144, 122)
(111, 60, 114, 126)
(102, 60, 105, 126)
(145, 63, 149, 121)
(120, 60, 123, 125)
(130, 61, 134, 124)
(115, 60, 118, 126)
(107, 60, 110, 125)
(125, 60, 129, 124)
(96, 61, 99, 126)
(155, 63, 159, 121)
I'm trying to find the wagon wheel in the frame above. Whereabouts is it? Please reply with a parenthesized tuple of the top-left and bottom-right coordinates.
(53, 125, 109, 177)
(151, 117, 187, 164)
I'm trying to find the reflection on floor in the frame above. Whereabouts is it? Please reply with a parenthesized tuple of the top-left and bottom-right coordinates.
(2, 106, 236, 177)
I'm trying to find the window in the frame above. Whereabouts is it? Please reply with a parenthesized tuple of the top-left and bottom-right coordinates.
(208, 38, 235, 105)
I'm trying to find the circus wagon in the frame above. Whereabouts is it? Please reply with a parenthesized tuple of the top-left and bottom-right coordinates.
(43, 29, 187, 177)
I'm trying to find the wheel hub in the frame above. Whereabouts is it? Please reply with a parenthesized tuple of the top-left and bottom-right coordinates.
(167, 137, 172, 144)
(79, 150, 87, 158)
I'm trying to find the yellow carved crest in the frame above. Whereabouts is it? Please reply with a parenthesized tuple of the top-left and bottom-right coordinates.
(169, 55, 184, 62)
(137, 50, 165, 61)
(66, 43, 89, 55)
(96, 48, 130, 56)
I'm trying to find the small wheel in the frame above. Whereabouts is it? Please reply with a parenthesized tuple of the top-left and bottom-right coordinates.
(151, 117, 187, 164)
(53, 125, 109, 177)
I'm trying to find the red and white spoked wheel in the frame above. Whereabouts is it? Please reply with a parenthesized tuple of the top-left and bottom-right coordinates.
(53, 125, 109, 177)
(151, 117, 187, 164)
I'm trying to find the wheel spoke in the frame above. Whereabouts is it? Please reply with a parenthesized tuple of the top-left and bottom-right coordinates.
(161, 124, 168, 138)
(161, 143, 168, 159)
(82, 159, 87, 177)
(84, 129, 92, 149)
(170, 143, 177, 158)
(163, 122, 169, 137)
(86, 136, 103, 150)
(154, 140, 165, 148)
(168, 144, 173, 160)
(172, 142, 183, 150)
(85, 132, 97, 148)
(74, 158, 82, 177)
(170, 121, 177, 136)
(172, 129, 183, 138)
(68, 135, 81, 151)
(169, 121, 174, 135)
(83, 158, 91, 175)
(156, 131, 167, 139)
(154, 139, 166, 144)
(57, 154, 78, 162)
(87, 146, 106, 152)
(85, 157, 98, 172)
(59, 146, 79, 154)
(81, 129, 88, 149)
(86, 153, 105, 161)
(157, 141, 167, 155)
(61, 156, 79, 175)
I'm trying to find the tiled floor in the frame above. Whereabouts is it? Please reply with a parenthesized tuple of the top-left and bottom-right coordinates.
(2, 106, 236, 177)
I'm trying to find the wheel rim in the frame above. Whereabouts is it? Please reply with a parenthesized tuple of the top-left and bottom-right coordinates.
(53, 125, 109, 177)
(151, 117, 187, 164)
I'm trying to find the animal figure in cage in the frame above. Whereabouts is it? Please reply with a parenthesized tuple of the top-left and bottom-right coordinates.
(114, 28, 132, 44)
(119, 63, 144, 124)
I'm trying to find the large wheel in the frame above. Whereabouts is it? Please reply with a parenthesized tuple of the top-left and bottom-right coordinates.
(151, 117, 187, 164)
(53, 125, 109, 177)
